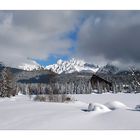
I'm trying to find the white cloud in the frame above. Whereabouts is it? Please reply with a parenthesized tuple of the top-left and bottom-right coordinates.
(0, 11, 80, 67)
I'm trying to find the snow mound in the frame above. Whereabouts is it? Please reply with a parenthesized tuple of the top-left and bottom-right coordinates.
(105, 101, 128, 110)
(88, 103, 111, 112)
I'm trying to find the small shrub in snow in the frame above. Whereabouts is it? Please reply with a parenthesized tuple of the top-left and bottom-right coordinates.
(61, 94, 72, 102)
(135, 105, 140, 111)
(88, 103, 93, 111)
(65, 96, 72, 102)
(28, 94, 32, 100)
(33, 95, 47, 102)
(48, 94, 73, 103)
(34, 94, 73, 103)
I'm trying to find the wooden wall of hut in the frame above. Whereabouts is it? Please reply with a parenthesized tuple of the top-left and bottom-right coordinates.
(90, 74, 112, 93)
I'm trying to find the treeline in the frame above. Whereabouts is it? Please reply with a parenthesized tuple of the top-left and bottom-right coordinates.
(1, 66, 140, 97)
(98, 68, 140, 93)
(17, 76, 92, 95)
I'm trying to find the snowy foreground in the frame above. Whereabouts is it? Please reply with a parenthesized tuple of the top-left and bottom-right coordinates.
(0, 93, 140, 130)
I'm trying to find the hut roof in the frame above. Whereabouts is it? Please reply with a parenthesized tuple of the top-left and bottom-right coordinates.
(91, 74, 112, 85)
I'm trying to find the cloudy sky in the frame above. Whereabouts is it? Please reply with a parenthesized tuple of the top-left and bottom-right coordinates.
(0, 10, 140, 68)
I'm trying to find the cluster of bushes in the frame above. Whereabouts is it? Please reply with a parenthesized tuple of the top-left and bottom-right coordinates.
(33, 95, 47, 102)
(33, 94, 73, 103)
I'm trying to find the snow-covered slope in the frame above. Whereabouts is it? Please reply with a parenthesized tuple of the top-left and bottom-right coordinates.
(97, 64, 119, 74)
(18, 61, 42, 71)
(46, 58, 99, 74)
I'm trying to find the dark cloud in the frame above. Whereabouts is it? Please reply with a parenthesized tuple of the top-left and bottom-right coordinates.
(77, 11, 140, 68)
(1, 11, 140, 68)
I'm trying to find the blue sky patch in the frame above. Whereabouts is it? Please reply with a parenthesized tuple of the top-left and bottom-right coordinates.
(35, 55, 70, 66)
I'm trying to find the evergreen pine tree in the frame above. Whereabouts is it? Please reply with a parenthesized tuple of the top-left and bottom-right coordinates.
(0, 67, 14, 97)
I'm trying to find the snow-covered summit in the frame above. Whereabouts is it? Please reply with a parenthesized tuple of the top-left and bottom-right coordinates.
(18, 58, 99, 73)
(97, 63, 119, 75)
(18, 61, 42, 71)
(17, 59, 120, 74)
(45, 58, 99, 74)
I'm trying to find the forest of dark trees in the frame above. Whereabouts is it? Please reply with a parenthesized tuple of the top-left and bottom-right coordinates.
(17, 72, 93, 95)
(1, 64, 140, 97)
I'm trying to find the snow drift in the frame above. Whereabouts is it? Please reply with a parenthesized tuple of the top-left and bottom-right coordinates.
(105, 101, 128, 110)
(0, 93, 140, 129)
(88, 103, 111, 112)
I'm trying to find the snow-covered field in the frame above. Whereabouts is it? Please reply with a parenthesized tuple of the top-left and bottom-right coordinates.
(0, 93, 140, 130)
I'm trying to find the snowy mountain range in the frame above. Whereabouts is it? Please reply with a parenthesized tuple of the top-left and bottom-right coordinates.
(17, 58, 120, 74)
(97, 64, 119, 75)
(45, 58, 99, 74)
(18, 61, 42, 71)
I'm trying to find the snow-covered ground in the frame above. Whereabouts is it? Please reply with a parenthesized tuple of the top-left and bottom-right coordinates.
(0, 93, 140, 130)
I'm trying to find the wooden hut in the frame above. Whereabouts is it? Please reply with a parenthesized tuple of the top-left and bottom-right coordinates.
(90, 74, 112, 93)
